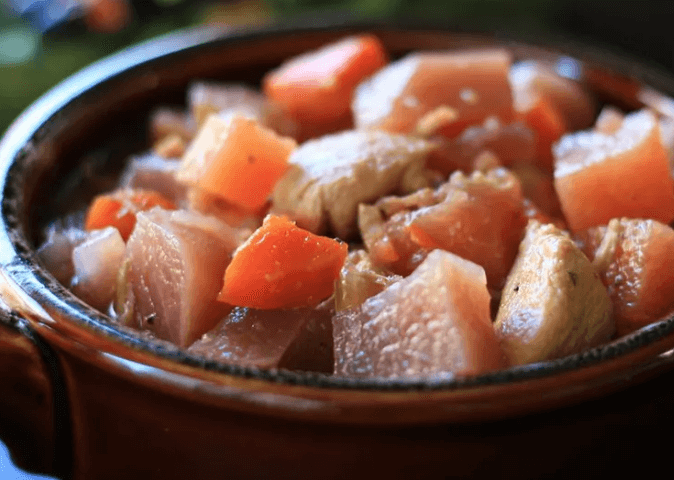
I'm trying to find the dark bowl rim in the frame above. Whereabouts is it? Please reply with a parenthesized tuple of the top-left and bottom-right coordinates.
(2, 18, 674, 392)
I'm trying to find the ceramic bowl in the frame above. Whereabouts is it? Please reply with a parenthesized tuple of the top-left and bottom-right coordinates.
(2, 20, 674, 480)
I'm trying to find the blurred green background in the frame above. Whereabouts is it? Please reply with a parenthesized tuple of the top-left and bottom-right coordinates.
(0, 0, 673, 134)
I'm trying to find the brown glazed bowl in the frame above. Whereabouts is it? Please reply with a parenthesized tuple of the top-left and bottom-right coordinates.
(2, 19, 674, 480)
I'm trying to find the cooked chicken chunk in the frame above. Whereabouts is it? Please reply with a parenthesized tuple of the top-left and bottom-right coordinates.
(494, 221, 614, 365)
(272, 130, 432, 239)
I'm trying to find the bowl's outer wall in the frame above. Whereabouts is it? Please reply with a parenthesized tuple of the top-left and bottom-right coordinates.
(3, 23, 674, 478)
(0, 314, 57, 475)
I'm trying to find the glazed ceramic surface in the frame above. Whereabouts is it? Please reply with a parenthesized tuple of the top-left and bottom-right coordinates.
(2, 21, 674, 479)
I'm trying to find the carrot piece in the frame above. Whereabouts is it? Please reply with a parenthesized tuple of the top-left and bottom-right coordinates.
(263, 35, 388, 125)
(178, 115, 296, 212)
(128, 190, 176, 211)
(219, 215, 348, 309)
(84, 190, 176, 240)
(85, 196, 127, 233)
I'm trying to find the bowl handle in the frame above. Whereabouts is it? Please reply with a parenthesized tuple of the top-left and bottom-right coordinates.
(0, 295, 70, 477)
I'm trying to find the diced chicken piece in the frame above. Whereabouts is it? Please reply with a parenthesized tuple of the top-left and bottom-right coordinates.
(119, 153, 187, 204)
(177, 114, 296, 212)
(37, 215, 88, 286)
(71, 227, 126, 312)
(362, 168, 527, 288)
(426, 118, 535, 175)
(335, 250, 402, 311)
(408, 169, 528, 288)
(219, 215, 347, 310)
(149, 107, 197, 143)
(263, 35, 388, 141)
(372, 186, 438, 218)
(359, 202, 427, 276)
(124, 208, 246, 347)
(272, 130, 432, 238)
(353, 49, 514, 137)
(187, 81, 297, 137)
(577, 218, 674, 336)
(187, 300, 334, 373)
(494, 221, 614, 365)
(554, 109, 674, 232)
(510, 61, 596, 131)
(85, 188, 177, 241)
(333, 249, 506, 378)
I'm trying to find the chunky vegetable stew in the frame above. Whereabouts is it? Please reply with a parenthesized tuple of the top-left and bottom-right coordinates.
(37, 35, 674, 378)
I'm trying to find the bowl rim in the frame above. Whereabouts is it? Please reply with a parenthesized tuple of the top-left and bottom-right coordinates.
(2, 18, 674, 396)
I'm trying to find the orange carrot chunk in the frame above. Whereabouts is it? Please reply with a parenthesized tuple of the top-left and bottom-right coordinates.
(263, 35, 388, 126)
(219, 215, 348, 309)
(84, 189, 176, 241)
(178, 114, 296, 212)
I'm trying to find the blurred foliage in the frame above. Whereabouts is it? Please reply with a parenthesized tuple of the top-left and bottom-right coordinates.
(267, 0, 560, 26)
(0, 0, 571, 134)
(0, 0, 671, 134)
(0, 2, 203, 133)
